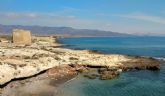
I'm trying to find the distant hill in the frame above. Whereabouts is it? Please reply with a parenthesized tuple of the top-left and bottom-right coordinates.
(0, 24, 132, 37)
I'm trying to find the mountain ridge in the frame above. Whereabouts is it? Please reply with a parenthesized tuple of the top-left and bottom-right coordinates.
(0, 24, 132, 37)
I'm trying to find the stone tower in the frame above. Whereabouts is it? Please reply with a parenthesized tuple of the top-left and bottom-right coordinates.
(12, 29, 32, 45)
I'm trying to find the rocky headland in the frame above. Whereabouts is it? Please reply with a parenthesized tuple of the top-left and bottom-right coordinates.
(0, 36, 162, 95)
(0, 38, 161, 84)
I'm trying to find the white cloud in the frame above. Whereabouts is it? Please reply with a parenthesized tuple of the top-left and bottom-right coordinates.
(117, 13, 165, 24)
(0, 12, 112, 30)
(0, 12, 164, 35)
(0, 12, 38, 18)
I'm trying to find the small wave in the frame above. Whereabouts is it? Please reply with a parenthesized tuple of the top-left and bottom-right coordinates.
(153, 57, 165, 61)
(141, 56, 165, 61)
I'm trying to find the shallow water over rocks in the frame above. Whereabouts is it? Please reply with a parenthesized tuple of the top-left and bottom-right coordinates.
(55, 64, 165, 96)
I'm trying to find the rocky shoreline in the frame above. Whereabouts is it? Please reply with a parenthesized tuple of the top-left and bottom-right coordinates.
(0, 65, 78, 96)
(0, 37, 162, 95)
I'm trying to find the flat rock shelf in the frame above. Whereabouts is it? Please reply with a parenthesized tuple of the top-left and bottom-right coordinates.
(0, 39, 162, 95)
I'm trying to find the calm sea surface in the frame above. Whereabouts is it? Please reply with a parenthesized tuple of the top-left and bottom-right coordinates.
(57, 37, 165, 96)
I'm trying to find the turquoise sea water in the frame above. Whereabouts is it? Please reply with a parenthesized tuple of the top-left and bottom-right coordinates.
(57, 37, 165, 96)
(59, 37, 165, 58)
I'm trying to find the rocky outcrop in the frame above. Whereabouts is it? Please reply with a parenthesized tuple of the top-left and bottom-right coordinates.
(0, 41, 161, 85)
(47, 65, 77, 79)
(98, 67, 121, 80)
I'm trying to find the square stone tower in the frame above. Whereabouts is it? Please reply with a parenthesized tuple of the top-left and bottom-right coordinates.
(12, 29, 32, 45)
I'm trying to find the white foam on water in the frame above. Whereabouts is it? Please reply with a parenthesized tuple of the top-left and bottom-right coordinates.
(153, 57, 165, 61)
(141, 56, 165, 61)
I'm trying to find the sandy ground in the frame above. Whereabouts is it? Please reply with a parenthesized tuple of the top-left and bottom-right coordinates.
(0, 68, 77, 96)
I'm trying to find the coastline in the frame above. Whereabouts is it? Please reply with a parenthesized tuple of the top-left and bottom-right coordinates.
(0, 36, 163, 96)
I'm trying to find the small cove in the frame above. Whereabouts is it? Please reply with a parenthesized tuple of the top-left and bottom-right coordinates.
(56, 36, 165, 96)
(55, 65, 165, 96)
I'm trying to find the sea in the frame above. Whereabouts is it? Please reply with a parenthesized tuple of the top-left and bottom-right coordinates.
(55, 36, 165, 96)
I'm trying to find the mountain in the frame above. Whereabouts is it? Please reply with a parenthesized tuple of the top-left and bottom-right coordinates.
(0, 24, 131, 37)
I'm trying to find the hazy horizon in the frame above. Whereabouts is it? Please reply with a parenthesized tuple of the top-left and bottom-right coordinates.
(0, 0, 165, 36)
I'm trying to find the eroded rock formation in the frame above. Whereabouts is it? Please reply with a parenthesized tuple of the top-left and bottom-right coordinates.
(0, 41, 161, 85)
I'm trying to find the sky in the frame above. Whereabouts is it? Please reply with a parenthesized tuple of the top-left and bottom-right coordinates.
(0, 0, 165, 35)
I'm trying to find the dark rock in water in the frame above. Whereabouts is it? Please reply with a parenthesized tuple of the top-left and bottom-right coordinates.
(100, 70, 120, 80)
(147, 66, 160, 70)
(121, 56, 161, 71)
(98, 67, 121, 80)
(83, 74, 99, 79)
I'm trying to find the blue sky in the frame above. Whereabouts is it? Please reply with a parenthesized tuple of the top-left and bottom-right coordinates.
(0, 0, 165, 35)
